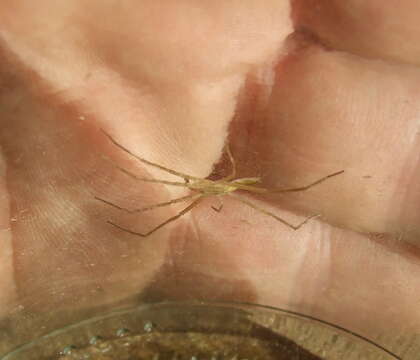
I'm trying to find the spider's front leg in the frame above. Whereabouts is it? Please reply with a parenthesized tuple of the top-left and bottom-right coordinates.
(266, 170, 344, 193)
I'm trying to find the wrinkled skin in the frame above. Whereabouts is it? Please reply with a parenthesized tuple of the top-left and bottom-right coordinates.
(1, 0, 420, 355)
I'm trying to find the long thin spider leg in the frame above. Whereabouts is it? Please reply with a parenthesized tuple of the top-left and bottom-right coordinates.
(101, 129, 200, 180)
(231, 170, 344, 194)
(211, 197, 224, 212)
(100, 154, 188, 187)
(266, 170, 344, 193)
(114, 163, 187, 187)
(107, 195, 203, 237)
(222, 143, 236, 181)
(229, 193, 319, 230)
(95, 193, 197, 214)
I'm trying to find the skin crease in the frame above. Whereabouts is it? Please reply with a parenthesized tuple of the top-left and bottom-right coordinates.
(0, 0, 420, 356)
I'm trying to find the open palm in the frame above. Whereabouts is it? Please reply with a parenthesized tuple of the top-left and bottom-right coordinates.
(1, 1, 419, 356)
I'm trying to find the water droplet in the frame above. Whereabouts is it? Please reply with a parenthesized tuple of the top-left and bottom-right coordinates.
(99, 344, 113, 353)
(116, 328, 130, 337)
(62, 345, 76, 355)
(143, 320, 154, 332)
(89, 335, 103, 345)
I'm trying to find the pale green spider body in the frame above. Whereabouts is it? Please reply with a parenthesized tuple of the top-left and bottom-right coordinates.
(187, 177, 262, 196)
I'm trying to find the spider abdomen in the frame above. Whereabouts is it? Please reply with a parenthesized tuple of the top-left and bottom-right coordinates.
(188, 179, 237, 195)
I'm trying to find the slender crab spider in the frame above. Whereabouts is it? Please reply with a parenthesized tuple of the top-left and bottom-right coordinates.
(96, 130, 344, 237)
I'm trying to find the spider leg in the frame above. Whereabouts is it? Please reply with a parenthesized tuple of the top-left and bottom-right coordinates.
(100, 154, 188, 187)
(268, 170, 344, 193)
(95, 193, 197, 213)
(107, 195, 203, 237)
(211, 197, 224, 212)
(229, 193, 320, 230)
(101, 129, 200, 181)
(221, 143, 236, 181)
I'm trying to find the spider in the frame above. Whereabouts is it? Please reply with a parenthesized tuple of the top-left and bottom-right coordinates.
(96, 130, 344, 237)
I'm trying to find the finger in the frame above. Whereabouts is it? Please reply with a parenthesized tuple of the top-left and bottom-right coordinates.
(0, 80, 170, 313)
(0, 0, 292, 189)
(158, 197, 420, 346)
(253, 41, 420, 245)
(292, 0, 420, 65)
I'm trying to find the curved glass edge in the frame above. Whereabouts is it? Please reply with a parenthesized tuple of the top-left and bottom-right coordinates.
(1, 300, 401, 360)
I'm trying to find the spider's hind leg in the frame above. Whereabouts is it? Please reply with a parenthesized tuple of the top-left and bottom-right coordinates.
(229, 193, 319, 230)
(107, 195, 203, 237)
(95, 193, 197, 213)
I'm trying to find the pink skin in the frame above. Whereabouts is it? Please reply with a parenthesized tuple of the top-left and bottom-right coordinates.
(0, 0, 420, 354)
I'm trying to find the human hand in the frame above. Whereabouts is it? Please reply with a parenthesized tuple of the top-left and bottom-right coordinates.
(0, 1, 419, 354)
